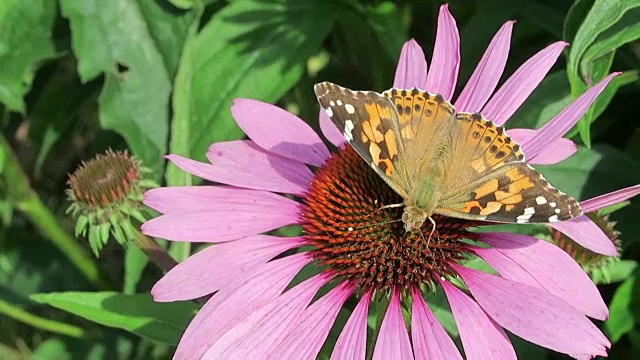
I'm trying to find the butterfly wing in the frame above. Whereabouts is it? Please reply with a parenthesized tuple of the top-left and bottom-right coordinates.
(436, 113, 582, 223)
(314, 82, 410, 198)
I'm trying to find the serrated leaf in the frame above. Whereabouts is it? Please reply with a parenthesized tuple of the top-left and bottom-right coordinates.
(0, 0, 59, 112)
(31, 292, 197, 344)
(180, 0, 334, 165)
(60, 0, 176, 174)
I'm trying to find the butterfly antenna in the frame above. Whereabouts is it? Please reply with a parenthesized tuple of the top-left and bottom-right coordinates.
(345, 218, 403, 232)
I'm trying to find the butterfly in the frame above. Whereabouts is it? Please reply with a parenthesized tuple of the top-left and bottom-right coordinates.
(314, 82, 582, 235)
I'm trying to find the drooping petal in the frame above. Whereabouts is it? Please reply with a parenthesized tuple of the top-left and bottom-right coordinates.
(319, 108, 345, 147)
(474, 232, 608, 320)
(581, 184, 640, 213)
(206, 140, 313, 195)
(411, 287, 463, 360)
(550, 215, 618, 256)
(453, 265, 611, 358)
(455, 21, 514, 112)
(232, 98, 330, 166)
(331, 290, 373, 360)
(273, 282, 355, 359)
(520, 73, 619, 159)
(393, 39, 428, 89)
(174, 253, 312, 360)
(425, 4, 460, 99)
(440, 279, 516, 360)
(166, 148, 312, 197)
(482, 42, 568, 125)
(141, 192, 300, 243)
(372, 288, 414, 360)
(507, 128, 576, 165)
(202, 273, 331, 359)
(151, 235, 304, 302)
(441, 279, 516, 360)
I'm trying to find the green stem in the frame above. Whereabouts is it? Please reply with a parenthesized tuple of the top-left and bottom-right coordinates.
(0, 133, 107, 289)
(0, 298, 84, 338)
(132, 228, 178, 272)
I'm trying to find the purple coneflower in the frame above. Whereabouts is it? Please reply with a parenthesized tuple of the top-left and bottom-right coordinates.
(142, 4, 639, 359)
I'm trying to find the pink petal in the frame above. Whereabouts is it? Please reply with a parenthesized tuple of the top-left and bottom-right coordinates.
(206, 140, 314, 195)
(373, 288, 414, 360)
(331, 290, 373, 360)
(411, 287, 463, 360)
(141, 192, 300, 243)
(202, 273, 330, 359)
(454, 265, 611, 358)
(507, 128, 576, 165)
(144, 185, 293, 214)
(273, 282, 355, 359)
(441, 278, 516, 360)
(393, 39, 428, 89)
(550, 215, 618, 256)
(454, 21, 514, 112)
(174, 253, 312, 360)
(319, 108, 345, 147)
(151, 235, 304, 302)
(474, 232, 608, 320)
(520, 73, 619, 159)
(425, 4, 460, 99)
(482, 42, 568, 125)
(581, 184, 640, 213)
(232, 98, 330, 166)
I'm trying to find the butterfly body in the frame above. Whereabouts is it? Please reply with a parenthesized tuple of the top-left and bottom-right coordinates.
(314, 82, 582, 232)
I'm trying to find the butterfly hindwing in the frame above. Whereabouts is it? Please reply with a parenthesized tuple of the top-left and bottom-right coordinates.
(437, 113, 582, 223)
(314, 82, 410, 197)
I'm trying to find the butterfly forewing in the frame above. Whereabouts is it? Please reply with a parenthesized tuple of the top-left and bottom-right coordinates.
(314, 82, 410, 197)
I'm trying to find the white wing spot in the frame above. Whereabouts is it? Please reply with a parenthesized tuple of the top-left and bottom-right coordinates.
(548, 215, 559, 223)
(329, 100, 335, 106)
(325, 107, 333, 117)
(345, 104, 355, 114)
(535, 196, 547, 205)
(336, 100, 343, 106)
(524, 207, 535, 215)
(517, 218, 529, 224)
(549, 202, 557, 208)
(555, 208, 561, 214)
(343, 120, 355, 141)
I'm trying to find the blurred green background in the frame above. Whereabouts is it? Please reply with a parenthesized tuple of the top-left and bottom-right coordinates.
(1, 0, 639, 358)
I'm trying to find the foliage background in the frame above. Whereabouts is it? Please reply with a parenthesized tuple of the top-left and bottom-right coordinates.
(1, 0, 639, 358)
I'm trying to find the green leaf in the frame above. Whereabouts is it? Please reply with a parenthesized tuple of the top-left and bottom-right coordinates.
(606, 270, 640, 342)
(366, 2, 407, 60)
(0, 0, 59, 112)
(565, 0, 640, 146)
(167, 0, 218, 10)
(60, 0, 175, 174)
(593, 260, 638, 285)
(31, 292, 197, 344)
(123, 246, 149, 295)
(181, 0, 334, 164)
(29, 339, 71, 360)
(566, 70, 639, 139)
(425, 288, 458, 338)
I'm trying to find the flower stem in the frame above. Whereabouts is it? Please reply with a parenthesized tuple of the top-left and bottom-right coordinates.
(131, 228, 178, 272)
(0, 133, 108, 289)
(0, 298, 84, 338)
